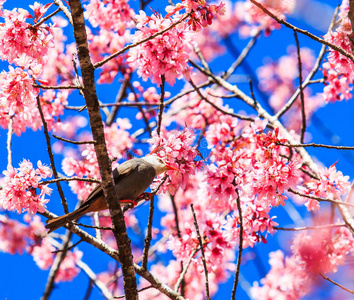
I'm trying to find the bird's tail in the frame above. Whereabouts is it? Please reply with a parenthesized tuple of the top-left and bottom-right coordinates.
(45, 206, 88, 233)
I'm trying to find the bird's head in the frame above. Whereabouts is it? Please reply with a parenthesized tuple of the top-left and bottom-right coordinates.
(142, 155, 178, 175)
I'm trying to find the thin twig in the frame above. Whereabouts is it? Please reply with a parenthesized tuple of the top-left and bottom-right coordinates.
(77, 260, 115, 299)
(36, 95, 69, 213)
(293, 30, 306, 143)
(157, 75, 166, 136)
(54, 0, 73, 25)
(223, 30, 261, 80)
(41, 231, 73, 300)
(6, 116, 13, 169)
(174, 247, 199, 292)
(52, 239, 83, 253)
(142, 175, 168, 269)
(274, 224, 346, 231)
(65, 102, 162, 110)
(320, 273, 354, 295)
(249, 0, 354, 63)
(231, 189, 243, 300)
(188, 78, 255, 122)
(274, 6, 339, 120)
(190, 204, 210, 300)
(127, 81, 152, 136)
(72, 221, 113, 231)
(52, 134, 96, 145)
(288, 188, 354, 208)
(114, 285, 154, 299)
(33, 8, 61, 28)
(279, 142, 354, 150)
(94, 14, 189, 69)
(248, 79, 258, 109)
(106, 77, 130, 126)
(164, 78, 214, 106)
(33, 84, 83, 90)
(171, 193, 186, 295)
(40, 177, 101, 185)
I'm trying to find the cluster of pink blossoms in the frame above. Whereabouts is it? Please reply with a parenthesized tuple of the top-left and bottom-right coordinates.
(166, 87, 225, 130)
(298, 163, 351, 212)
(0, 89, 68, 136)
(252, 226, 354, 298)
(323, 0, 354, 102)
(156, 174, 235, 298)
(0, 214, 81, 282)
(87, 27, 132, 84)
(165, 0, 226, 32)
(148, 128, 203, 194)
(0, 4, 56, 69)
(250, 250, 312, 299)
(0, 5, 67, 136)
(292, 227, 354, 274)
(84, 0, 134, 35)
(128, 11, 195, 85)
(0, 66, 38, 113)
(205, 119, 302, 247)
(0, 160, 52, 214)
(243, 0, 295, 36)
(127, 81, 171, 120)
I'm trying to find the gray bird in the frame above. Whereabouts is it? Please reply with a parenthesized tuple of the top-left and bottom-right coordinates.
(45, 156, 177, 233)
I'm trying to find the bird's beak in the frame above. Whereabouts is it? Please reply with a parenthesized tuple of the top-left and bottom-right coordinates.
(165, 163, 178, 171)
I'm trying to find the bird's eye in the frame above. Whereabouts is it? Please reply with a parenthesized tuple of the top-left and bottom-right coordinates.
(158, 158, 163, 163)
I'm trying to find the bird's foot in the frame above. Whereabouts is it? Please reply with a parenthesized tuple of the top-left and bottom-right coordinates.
(137, 192, 153, 201)
(120, 199, 138, 207)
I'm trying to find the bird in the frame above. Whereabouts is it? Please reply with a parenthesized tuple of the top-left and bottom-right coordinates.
(45, 155, 177, 233)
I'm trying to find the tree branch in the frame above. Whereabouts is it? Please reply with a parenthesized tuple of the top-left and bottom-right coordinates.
(67, 0, 137, 298)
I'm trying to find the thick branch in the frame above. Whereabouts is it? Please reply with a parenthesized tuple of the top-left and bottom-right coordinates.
(67, 0, 137, 298)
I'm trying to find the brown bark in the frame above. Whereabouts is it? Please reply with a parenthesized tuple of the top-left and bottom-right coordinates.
(67, 0, 138, 298)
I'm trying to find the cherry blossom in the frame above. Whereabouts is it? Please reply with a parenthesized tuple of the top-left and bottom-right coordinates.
(0, 66, 38, 113)
(128, 11, 195, 85)
(292, 227, 354, 274)
(298, 163, 350, 212)
(250, 250, 312, 299)
(0, 4, 56, 70)
(84, 0, 134, 35)
(0, 160, 52, 214)
(322, 0, 354, 102)
(148, 127, 202, 194)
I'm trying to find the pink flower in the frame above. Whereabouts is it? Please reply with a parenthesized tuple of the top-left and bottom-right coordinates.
(0, 6, 56, 70)
(128, 12, 194, 85)
(148, 128, 202, 194)
(322, 1, 354, 102)
(0, 215, 28, 254)
(291, 227, 354, 274)
(300, 163, 350, 211)
(251, 250, 312, 299)
(0, 66, 38, 113)
(84, 0, 134, 35)
(0, 160, 52, 214)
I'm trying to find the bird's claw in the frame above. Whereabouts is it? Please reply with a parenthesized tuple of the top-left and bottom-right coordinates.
(120, 199, 138, 207)
(137, 192, 152, 201)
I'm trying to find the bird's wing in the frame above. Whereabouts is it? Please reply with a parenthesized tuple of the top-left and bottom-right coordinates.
(78, 159, 139, 209)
